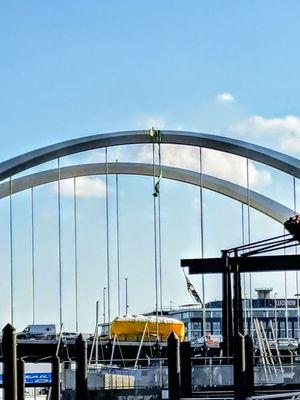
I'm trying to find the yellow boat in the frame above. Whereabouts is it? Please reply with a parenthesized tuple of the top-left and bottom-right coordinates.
(110, 314, 185, 342)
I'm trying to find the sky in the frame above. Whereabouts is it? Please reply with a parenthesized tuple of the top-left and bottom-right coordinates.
(1, 1, 300, 331)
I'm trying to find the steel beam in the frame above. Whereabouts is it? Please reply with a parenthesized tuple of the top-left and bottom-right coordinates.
(182, 255, 300, 274)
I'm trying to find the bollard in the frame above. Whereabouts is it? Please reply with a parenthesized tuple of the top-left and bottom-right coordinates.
(75, 333, 88, 400)
(51, 356, 60, 400)
(244, 335, 254, 398)
(180, 341, 192, 398)
(167, 331, 180, 400)
(17, 358, 25, 400)
(2, 323, 17, 400)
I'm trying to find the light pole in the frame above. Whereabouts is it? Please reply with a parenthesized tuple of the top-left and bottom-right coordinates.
(274, 292, 278, 340)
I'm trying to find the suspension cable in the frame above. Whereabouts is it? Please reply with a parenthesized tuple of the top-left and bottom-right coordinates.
(199, 148, 206, 340)
(157, 145, 163, 315)
(31, 187, 36, 324)
(152, 141, 159, 338)
(241, 203, 247, 334)
(246, 158, 253, 338)
(57, 158, 63, 328)
(115, 160, 121, 316)
(294, 176, 300, 340)
(73, 177, 79, 332)
(283, 226, 288, 338)
(9, 176, 14, 325)
(105, 148, 111, 323)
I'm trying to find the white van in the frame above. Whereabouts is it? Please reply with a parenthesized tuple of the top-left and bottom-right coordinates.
(17, 324, 56, 340)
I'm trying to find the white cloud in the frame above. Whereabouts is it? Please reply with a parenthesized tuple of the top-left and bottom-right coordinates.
(137, 144, 271, 188)
(281, 136, 300, 153)
(58, 177, 106, 198)
(216, 92, 235, 103)
(230, 115, 300, 154)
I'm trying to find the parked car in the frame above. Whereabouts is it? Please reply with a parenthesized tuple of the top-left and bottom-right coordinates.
(62, 332, 78, 341)
(17, 324, 56, 340)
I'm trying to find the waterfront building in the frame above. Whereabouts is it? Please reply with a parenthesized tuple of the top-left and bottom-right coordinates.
(169, 288, 300, 341)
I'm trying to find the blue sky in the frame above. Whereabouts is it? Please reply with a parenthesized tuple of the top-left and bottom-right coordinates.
(1, 1, 300, 331)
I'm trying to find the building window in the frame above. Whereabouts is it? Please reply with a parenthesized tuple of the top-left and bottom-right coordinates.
(212, 322, 221, 334)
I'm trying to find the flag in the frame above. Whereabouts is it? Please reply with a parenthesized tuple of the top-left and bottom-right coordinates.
(153, 170, 162, 197)
(185, 275, 203, 307)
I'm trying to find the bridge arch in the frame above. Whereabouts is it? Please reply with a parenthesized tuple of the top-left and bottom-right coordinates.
(1, 162, 293, 224)
(0, 130, 299, 180)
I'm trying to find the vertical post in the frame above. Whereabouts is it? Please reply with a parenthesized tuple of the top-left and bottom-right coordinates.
(180, 341, 192, 398)
(228, 264, 233, 356)
(233, 263, 244, 337)
(167, 331, 180, 400)
(244, 335, 254, 397)
(2, 323, 17, 400)
(233, 333, 246, 400)
(51, 356, 60, 400)
(76, 334, 88, 400)
(17, 358, 25, 400)
(274, 292, 278, 339)
(222, 251, 233, 357)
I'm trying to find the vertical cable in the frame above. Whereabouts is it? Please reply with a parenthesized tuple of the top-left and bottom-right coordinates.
(73, 178, 79, 332)
(9, 177, 14, 325)
(116, 162, 121, 316)
(105, 148, 111, 323)
(246, 158, 253, 337)
(157, 146, 163, 315)
(241, 203, 247, 334)
(283, 225, 288, 338)
(199, 148, 206, 339)
(284, 268, 288, 338)
(152, 143, 159, 337)
(31, 187, 36, 324)
(57, 158, 63, 328)
(293, 176, 300, 339)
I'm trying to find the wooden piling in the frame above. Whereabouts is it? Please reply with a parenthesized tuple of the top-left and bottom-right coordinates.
(51, 355, 60, 400)
(75, 333, 88, 400)
(180, 341, 192, 398)
(17, 358, 25, 400)
(167, 331, 180, 400)
(2, 323, 17, 400)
